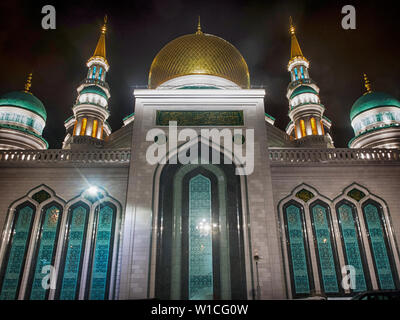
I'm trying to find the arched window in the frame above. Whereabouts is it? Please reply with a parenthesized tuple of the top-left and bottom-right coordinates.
(362, 201, 399, 289)
(92, 66, 97, 79)
(98, 67, 103, 80)
(0, 202, 36, 300)
(309, 201, 342, 295)
(300, 66, 305, 79)
(188, 174, 213, 299)
(56, 202, 90, 300)
(336, 201, 371, 293)
(283, 201, 314, 297)
(25, 202, 63, 300)
(86, 202, 117, 300)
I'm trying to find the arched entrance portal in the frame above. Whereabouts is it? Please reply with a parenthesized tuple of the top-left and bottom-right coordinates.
(155, 163, 247, 300)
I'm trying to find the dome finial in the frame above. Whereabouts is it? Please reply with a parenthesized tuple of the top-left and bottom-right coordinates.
(196, 15, 203, 35)
(24, 73, 33, 94)
(101, 14, 108, 34)
(363, 73, 372, 94)
(289, 16, 296, 35)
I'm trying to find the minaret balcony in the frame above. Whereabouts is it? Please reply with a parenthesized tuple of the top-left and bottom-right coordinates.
(82, 78, 110, 91)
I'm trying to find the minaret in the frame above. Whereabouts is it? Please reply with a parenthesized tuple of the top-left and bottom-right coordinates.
(285, 17, 334, 148)
(63, 16, 111, 149)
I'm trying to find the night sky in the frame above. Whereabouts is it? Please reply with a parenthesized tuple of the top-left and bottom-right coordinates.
(0, 0, 399, 148)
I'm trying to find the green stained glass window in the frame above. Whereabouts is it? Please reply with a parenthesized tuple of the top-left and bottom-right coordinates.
(336, 203, 369, 292)
(58, 204, 89, 300)
(347, 189, 366, 202)
(310, 203, 340, 294)
(28, 203, 62, 300)
(362, 202, 397, 290)
(32, 190, 51, 204)
(0, 203, 36, 300)
(295, 189, 314, 203)
(189, 175, 213, 300)
(88, 203, 116, 300)
(284, 202, 312, 296)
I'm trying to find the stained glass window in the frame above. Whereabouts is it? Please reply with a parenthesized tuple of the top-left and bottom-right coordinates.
(32, 190, 51, 204)
(87, 203, 116, 300)
(58, 203, 89, 300)
(294, 68, 299, 80)
(295, 189, 314, 203)
(92, 66, 96, 79)
(0, 203, 36, 300)
(300, 66, 305, 79)
(188, 175, 213, 300)
(310, 202, 340, 294)
(362, 202, 397, 290)
(27, 203, 62, 300)
(336, 202, 370, 292)
(284, 202, 313, 296)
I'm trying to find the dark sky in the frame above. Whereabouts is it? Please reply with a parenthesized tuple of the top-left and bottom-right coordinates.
(0, 0, 399, 148)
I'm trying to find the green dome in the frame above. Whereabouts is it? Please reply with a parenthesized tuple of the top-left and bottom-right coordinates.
(80, 85, 107, 99)
(350, 92, 400, 121)
(290, 85, 318, 99)
(0, 91, 47, 120)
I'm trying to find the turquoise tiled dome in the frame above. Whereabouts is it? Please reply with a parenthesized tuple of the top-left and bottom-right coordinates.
(0, 91, 47, 120)
(350, 92, 400, 121)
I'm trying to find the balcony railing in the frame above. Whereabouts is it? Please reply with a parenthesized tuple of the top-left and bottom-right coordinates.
(0, 149, 131, 167)
(0, 148, 398, 168)
(269, 148, 400, 165)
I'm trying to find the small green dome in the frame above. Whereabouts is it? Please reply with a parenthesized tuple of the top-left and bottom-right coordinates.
(290, 85, 318, 99)
(0, 91, 47, 120)
(350, 92, 400, 121)
(80, 85, 107, 99)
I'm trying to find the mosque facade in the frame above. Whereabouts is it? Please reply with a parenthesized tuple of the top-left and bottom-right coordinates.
(0, 17, 399, 300)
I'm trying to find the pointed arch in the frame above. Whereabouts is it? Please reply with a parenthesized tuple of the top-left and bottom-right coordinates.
(361, 199, 400, 289)
(24, 201, 64, 300)
(308, 199, 343, 295)
(150, 137, 252, 299)
(55, 201, 91, 300)
(0, 201, 36, 300)
(281, 199, 314, 298)
(334, 199, 372, 293)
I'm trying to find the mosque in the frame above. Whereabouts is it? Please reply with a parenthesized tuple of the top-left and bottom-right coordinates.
(0, 16, 399, 300)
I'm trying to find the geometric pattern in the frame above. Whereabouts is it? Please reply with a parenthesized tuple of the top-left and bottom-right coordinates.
(0, 204, 35, 300)
(59, 205, 89, 300)
(285, 204, 311, 295)
(188, 174, 213, 300)
(29, 204, 62, 300)
(88, 204, 115, 300)
(336, 203, 368, 292)
(311, 204, 339, 293)
(363, 203, 396, 289)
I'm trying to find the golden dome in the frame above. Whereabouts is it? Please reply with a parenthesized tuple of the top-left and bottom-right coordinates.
(148, 29, 250, 89)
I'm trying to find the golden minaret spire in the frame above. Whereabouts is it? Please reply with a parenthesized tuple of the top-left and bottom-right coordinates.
(24, 73, 33, 94)
(89, 15, 108, 65)
(363, 73, 372, 94)
(289, 16, 305, 60)
(196, 15, 203, 35)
